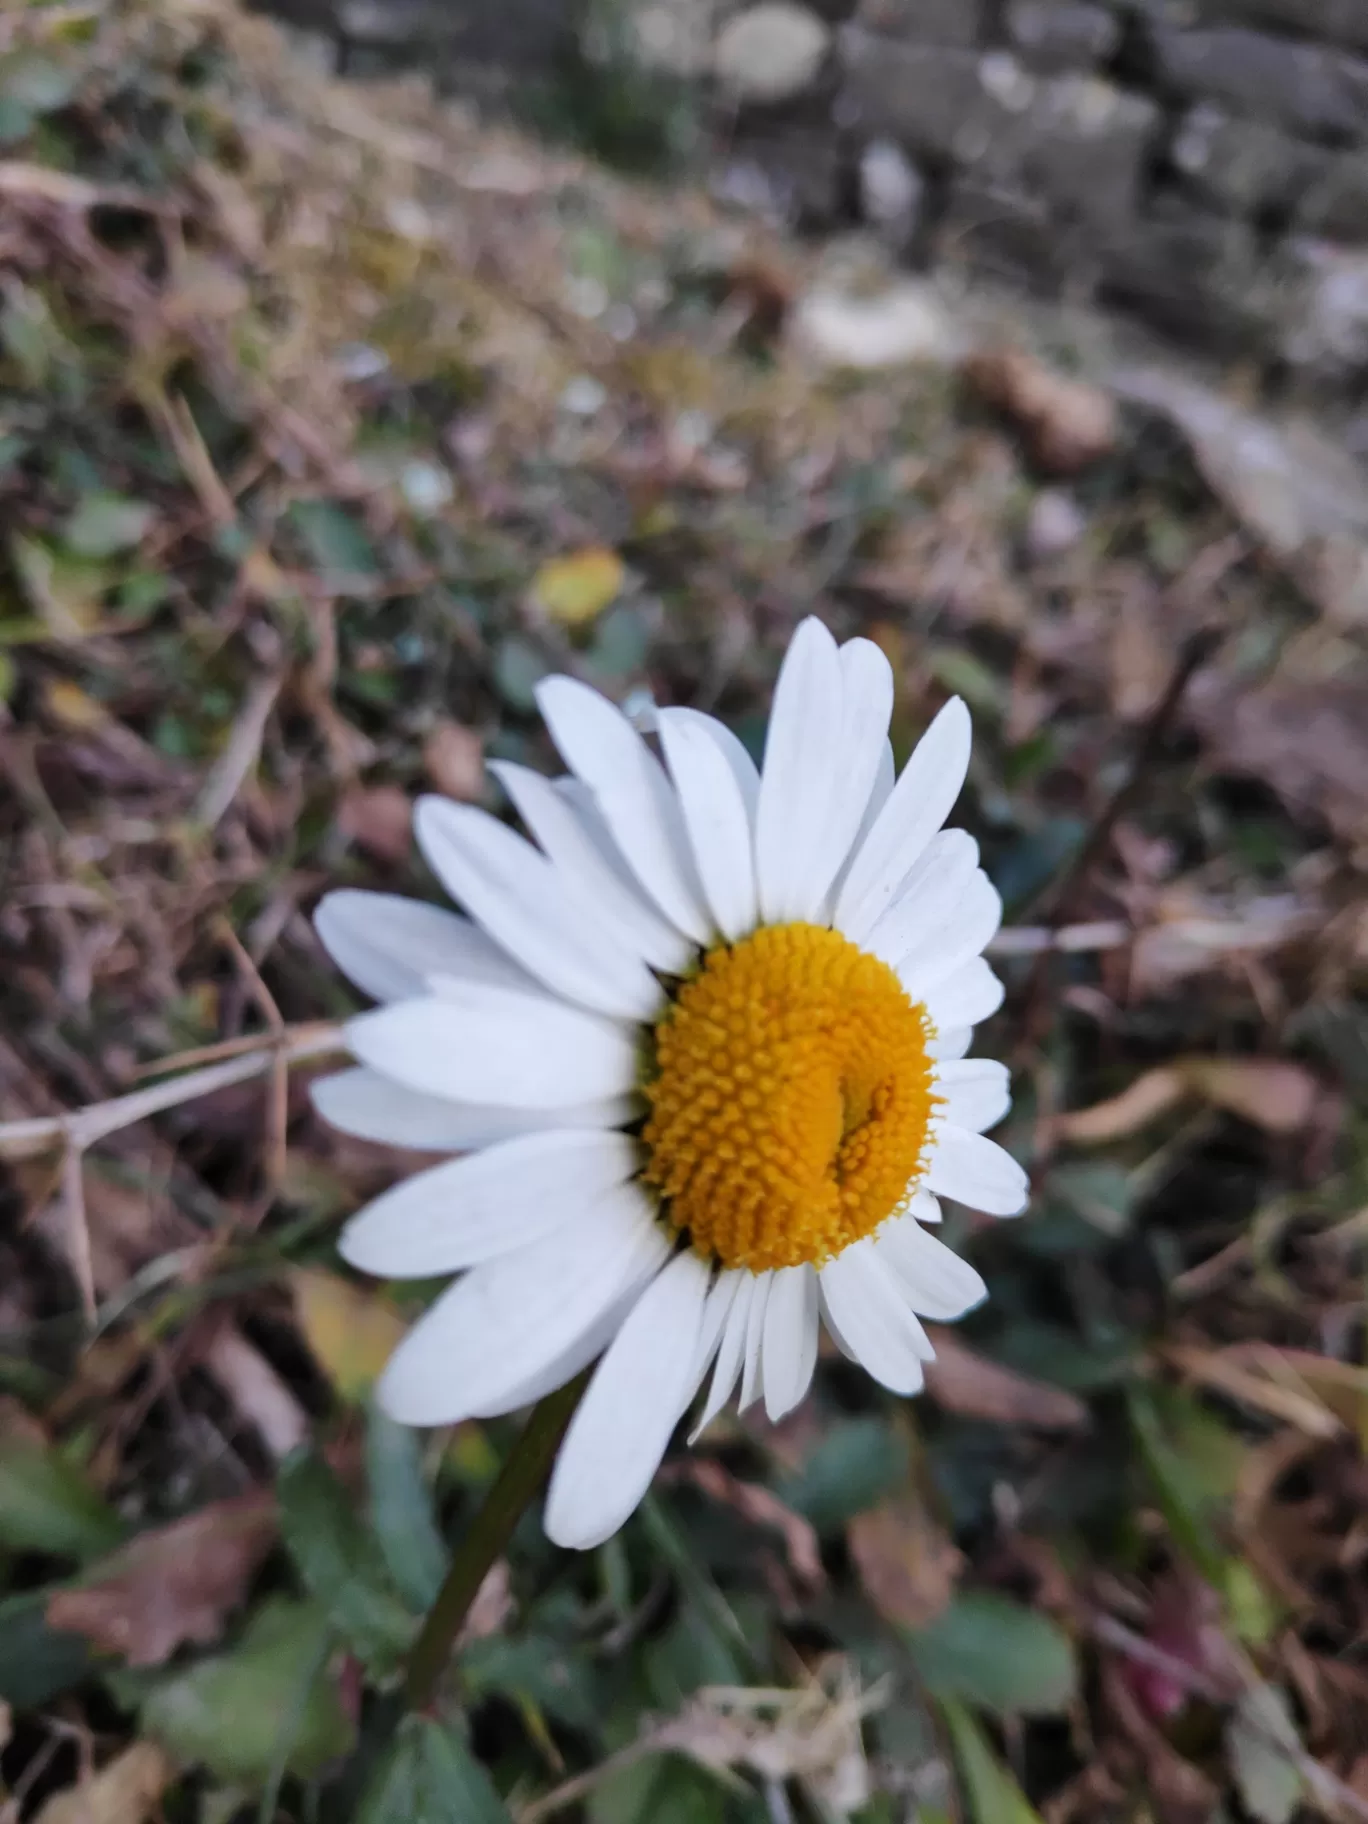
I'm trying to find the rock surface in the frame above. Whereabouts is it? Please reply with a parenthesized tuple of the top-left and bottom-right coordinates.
(714, 3, 832, 102)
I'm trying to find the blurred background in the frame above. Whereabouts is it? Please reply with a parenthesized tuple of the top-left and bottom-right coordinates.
(1, 1, 1367, 1820)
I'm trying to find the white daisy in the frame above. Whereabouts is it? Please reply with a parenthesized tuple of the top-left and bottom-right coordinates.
(313, 617, 1027, 1551)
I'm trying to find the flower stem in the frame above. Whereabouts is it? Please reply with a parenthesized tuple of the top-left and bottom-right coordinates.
(404, 1374, 588, 1713)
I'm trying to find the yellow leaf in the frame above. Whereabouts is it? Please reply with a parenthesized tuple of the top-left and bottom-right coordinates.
(529, 546, 625, 627)
(42, 678, 109, 731)
(291, 1269, 405, 1402)
(33, 1742, 172, 1824)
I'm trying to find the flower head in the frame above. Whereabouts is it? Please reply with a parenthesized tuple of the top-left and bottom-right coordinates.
(314, 617, 1027, 1549)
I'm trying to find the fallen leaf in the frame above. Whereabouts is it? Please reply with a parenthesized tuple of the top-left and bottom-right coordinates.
(292, 1268, 406, 1403)
(337, 784, 412, 866)
(1054, 1067, 1186, 1143)
(201, 1325, 308, 1461)
(1056, 1058, 1319, 1144)
(923, 1331, 1090, 1432)
(848, 1498, 962, 1629)
(41, 678, 111, 732)
(423, 720, 485, 801)
(1192, 674, 1368, 845)
(47, 1490, 276, 1667)
(966, 348, 1117, 475)
(528, 547, 624, 628)
(32, 1742, 172, 1824)
(671, 1458, 824, 1588)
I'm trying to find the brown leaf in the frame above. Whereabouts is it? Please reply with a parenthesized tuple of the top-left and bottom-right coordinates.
(1056, 1057, 1319, 1145)
(47, 1490, 277, 1668)
(337, 783, 412, 865)
(848, 1498, 962, 1629)
(1053, 1067, 1185, 1144)
(459, 1560, 512, 1644)
(923, 1329, 1090, 1432)
(1193, 673, 1368, 845)
(31, 1742, 172, 1824)
(423, 720, 485, 801)
(965, 347, 1116, 475)
(671, 1458, 824, 1589)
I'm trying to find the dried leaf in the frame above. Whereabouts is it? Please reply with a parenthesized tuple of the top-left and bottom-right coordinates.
(47, 1490, 276, 1668)
(1054, 1067, 1186, 1143)
(672, 1458, 824, 1588)
(337, 784, 412, 865)
(292, 1269, 406, 1402)
(923, 1330, 1090, 1432)
(848, 1498, 962, 1629)
(966, 348, 1116, 475)
(528, 547, 624, 627)
(1057, 1057, 1319, 1144)
(423, 720, 485, 801)
(31, 1742, 172, 1824)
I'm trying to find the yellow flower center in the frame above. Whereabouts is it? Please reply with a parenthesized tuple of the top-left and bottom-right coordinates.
(642, 923, 939, 1273)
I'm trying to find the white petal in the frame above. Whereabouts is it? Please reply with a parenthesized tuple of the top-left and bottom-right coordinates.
(347, 986, 637, 1109)
(376, 1184, 669, 1425)
(339, 1129, 640, 1277)
(312, 1065, 635, 1153)
(535, 676, 712, 944)
(908, 1187, 942, 1223)
(873, 1216, 988, 1320)
(739, 1270, 773, 1412)
(690, 1266, 740, 1383)
(918, 957, 1005, 1030)
(492, 762, 691, 975)
(545, 1250, 710, 1550)
(819, 1240, 933, 1395)
(415, 798, 661, 1023)
(928, 1025, 972, 1062)
(934, 1059, 1011, 1135)
(924, 1124, 1029, 1217)
(314, 890, 535, 1003)
(761, 1264, 819, 1421)
(691, 1272, 753, 1441)
(821, 737, 895, 923)
(899, 871, 1003, 1000)
(754, 618, 844, 923)
(862, 830, 979, 969)
(658, 708, 758, 941)
(818, 637, 896, 895)
(834, 697, 972, 943)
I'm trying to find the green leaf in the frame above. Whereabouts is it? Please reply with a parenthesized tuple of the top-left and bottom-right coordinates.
(589, 1754, 733, 1824)
(287, 500, 378, 578)
(939, 1698, 1044, 1824)
(462, 1634, 600, 1732)
(62, 491, 155, 559)
(277, 1448, 414, 1669)
(11, 534, 109, 639)
(0, 1433, 123, 1560)
(0, 1589, 93, 1706)
(365, 1406, 447, 1613)
(138, 1599, 353, 1786)
(492, 635, 550, 710)
(1048, 1161, 1135, 1237)
(1128, 1386, 1234, 1583)
(907, 1593, 1077, 1718)
(355, 1714, 511, 1824)
(779, 1419, 908, 1535)
(1226, 1685, 1305, 1824)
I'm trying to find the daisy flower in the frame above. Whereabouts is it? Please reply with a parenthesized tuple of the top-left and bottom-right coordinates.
(313, 617, 1027, 1550)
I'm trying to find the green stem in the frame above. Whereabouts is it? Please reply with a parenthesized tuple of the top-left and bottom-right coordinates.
(404, 1374, 588, 1713)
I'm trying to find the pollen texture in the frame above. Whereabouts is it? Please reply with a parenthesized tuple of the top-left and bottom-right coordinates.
(642, 923, 939, 1272)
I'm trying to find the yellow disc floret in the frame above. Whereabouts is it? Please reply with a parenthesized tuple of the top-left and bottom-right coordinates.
(642, 923, 939, 1273)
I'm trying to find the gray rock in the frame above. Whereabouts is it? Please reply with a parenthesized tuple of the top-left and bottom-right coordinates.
(724, 125, 844, 222)
(630, 0, 716, 76)
(1298, 152, 1368, 241)
(852, 0, 984, 44)
(1147, 25, 1368, 140)
(1280, 239, 1368, 375)
(1172, 104, 1329, 217)
(988, 73, 1161, 228)
(1098, 202, 1267, 350)
(838, 31, 998, 157)
(714, 3, 832, 102)
(1005, 1, 1122, 74)
(1188, 0, 1368, 57)
(939, 177, 1082, 287)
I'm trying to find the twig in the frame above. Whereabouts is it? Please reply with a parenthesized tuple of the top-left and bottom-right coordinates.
(986, 921, 1130, 958)
(0, 1024, 345, 1163)
(61, 1143, 95, 1327)
(193, 671, 285, 830)
(216, 920, 290, 1207)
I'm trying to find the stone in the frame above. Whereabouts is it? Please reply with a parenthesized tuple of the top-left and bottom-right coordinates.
(858, 137, 926, 243)
(1097, 201, 1266, 350)
(338, 0, 460, 43)
(852, 0, 984, 44)
(274, 23, 339, 74)
(1171, 104, 1329, 218)
(939, 178, 1082, 288)
(723, 125, 844, 223)
(714, 3, 832, 102)
(989, 73, 1161, 228)
(838, 32, 1006, 158)
(1147, 25, 1368, 141)
(1189, 0, 1368, 57)
(1005, 1, 1122, 73)
(630, 0, 715, 76)
(1298, 152, 1368, 242)
(1279, 239, 1368, 375)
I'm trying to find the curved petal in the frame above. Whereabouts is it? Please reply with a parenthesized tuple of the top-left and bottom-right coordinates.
(658, 708, 758, 941)
(754, 618, 844, 923)
(691, 1271, 754, 1441)
(818, 1240, 933, 1395)
(918, 957, 1005, 1031)
(818, 637, 897, 894)
(863, 830, 979, 969)
(933, 1059, 1011, 1135)
(544, 1250, 711, 1550)
(739, 1270, 773, 1413)
(898, 870, 1003, 999)
(347, 985, 638, 1109)
(923, 1124, 1029, 1216)
(761, 1263, 820, 1421)
(311, 1066, 635, 1152)
(907, 1187, 942, 1223)
(314, 890, 535, 1003)
(873, 1217, 988, 1320)
(375, 1183, 669, 1426)
(535, 676, 712, 944)
(339, 1129, 640, 1277)
(492, 762, 691, 975)
(415, 798, 661, 1023)
(928, 1025, 973, 1062)
(834, 696, 972, 943)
